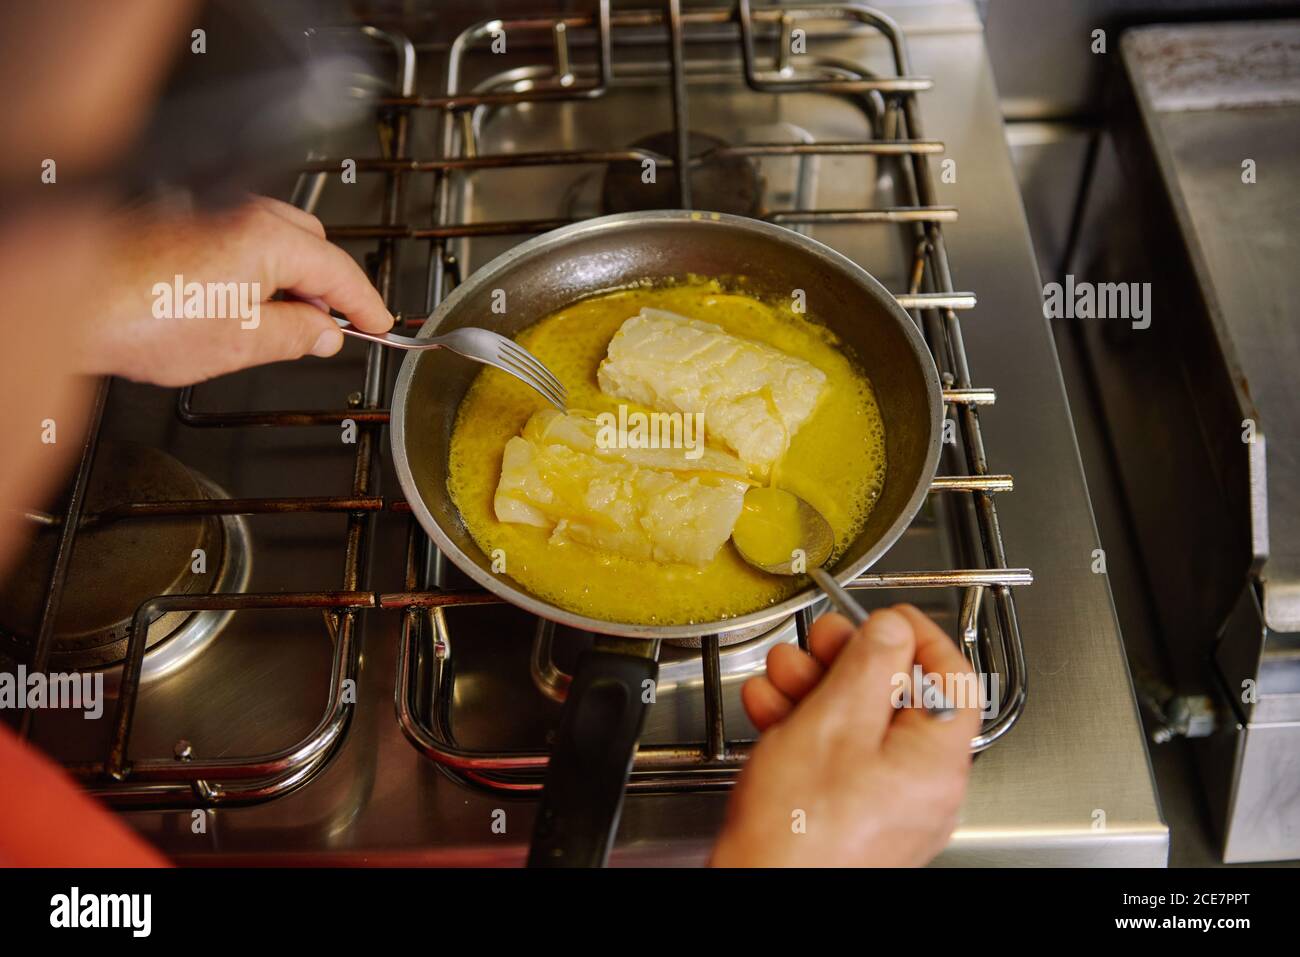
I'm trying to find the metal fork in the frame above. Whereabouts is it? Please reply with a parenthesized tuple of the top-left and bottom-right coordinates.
(333, 317, 567, 411)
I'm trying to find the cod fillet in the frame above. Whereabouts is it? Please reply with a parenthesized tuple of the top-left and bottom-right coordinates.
(597, 308, 828, 476)
(494, 409, 750, 566)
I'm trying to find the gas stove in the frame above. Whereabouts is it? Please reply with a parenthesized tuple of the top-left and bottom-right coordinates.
(2, 1, 1166, 865)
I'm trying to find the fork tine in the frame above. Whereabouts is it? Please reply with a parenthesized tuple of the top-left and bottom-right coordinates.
(497, 342, 567, 404)
(499, 340, 567, 400)
(493, 335, 561, 390)
(494, 353, 567, 410)
(507, 366, 566, 411)
(435, 328, 567, 409)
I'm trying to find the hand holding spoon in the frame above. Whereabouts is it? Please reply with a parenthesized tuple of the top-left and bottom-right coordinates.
(732, 487, 956, 720)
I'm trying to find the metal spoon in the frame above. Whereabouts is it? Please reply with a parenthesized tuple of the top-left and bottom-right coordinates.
(732, 487, 956, 719)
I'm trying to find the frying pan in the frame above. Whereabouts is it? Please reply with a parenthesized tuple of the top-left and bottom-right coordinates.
(390, 210, 943, 866)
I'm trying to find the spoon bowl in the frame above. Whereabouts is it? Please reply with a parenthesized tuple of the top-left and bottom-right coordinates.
(731, 487, 869, 624)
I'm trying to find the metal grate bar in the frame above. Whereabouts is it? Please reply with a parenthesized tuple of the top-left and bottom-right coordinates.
(16, 381, 110, 739)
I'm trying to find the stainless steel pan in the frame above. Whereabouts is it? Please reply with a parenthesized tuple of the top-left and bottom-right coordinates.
(390, 210, 943, 865)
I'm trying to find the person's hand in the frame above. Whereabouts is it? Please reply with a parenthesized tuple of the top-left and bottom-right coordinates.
(711, 604, 981, 867)
(72, 195, 393, 387)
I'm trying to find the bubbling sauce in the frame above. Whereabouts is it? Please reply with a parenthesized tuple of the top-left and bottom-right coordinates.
(445, 279, 886, 625)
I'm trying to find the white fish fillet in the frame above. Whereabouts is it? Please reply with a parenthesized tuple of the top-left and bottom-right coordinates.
(597, 308, 828, 476)
(494, 409, 750, 566)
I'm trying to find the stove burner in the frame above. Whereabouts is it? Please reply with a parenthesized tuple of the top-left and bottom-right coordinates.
(0, 443, 250, 676)
(602, 131, 762, 216)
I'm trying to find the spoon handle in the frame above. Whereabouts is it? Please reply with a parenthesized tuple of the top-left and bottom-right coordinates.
(807, 566, 956, 721)
(808, 566, 869, 625)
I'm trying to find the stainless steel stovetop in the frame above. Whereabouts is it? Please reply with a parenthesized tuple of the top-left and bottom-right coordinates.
(6, 1, 1166, 865)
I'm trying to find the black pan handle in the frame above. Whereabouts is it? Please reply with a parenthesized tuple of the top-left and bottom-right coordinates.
(528, 646, 659, 867)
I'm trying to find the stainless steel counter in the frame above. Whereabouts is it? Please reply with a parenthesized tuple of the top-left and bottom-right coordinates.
(878, 1, 1166, 866)
(64, 1, 1165, 865)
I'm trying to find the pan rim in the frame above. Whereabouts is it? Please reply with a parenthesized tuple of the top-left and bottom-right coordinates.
(391, 209, 943, 640)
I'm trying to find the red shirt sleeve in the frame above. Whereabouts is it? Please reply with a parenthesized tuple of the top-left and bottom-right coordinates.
(0, 721, 169, 867)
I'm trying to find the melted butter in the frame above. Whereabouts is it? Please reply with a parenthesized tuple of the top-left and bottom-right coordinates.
(445, 279, 887, 626)
(732, 487, 807, 568)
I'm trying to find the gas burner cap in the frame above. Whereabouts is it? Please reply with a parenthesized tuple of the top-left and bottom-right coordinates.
(0, 442, 249, 676)
(602, 130, 762, 217)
